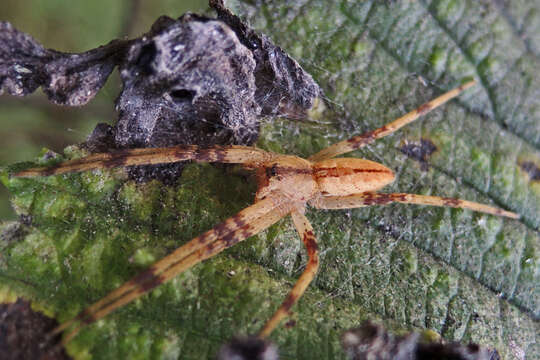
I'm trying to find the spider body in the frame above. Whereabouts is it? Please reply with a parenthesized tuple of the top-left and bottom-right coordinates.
(312, 158, 395, 196)
(256, 157, 395, 210)
(13, 80, 519, 345)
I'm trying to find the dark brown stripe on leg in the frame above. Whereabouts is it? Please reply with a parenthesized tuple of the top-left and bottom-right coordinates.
(130, 267, 158, 285)
(81, 310, 97, 325)
(73, 308, 97, 325)
(222, 231, 237, 247)
(130, 267, 167, 293)
(303, 230, 318, 257)
(101, 149, 133, 168)
(214, 147, 227, 162)
(416, 103, 432, 116)
(442, 197, 461, 207)
(281, 294, 297, 314)
(214, 222, 229, 237)
(232, 215, 247, 229)
(138, 274, 167, 293)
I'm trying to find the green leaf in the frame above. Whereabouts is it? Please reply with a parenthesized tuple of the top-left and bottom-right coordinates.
(1, 0, 539, 359)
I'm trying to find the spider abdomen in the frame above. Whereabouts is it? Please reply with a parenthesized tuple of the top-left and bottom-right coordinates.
(313, 158, 395, 196)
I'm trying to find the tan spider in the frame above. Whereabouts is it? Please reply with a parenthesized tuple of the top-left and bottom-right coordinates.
(14, 80, 518, 344)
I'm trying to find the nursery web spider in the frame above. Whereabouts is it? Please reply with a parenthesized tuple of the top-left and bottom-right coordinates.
(15, 80, 518, 344)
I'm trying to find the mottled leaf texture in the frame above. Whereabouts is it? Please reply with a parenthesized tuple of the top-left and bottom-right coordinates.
(0, 1, 538, 360)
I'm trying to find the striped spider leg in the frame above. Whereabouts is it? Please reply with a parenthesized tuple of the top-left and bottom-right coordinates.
(54, 196, 292, 344)
(259, 209, 319, 338)
(308, 80, 477, 162)
(13, 80, 518, 346)
(306, 79, 519, 219)
(15, 145, 297, 344)
(312, 192, 518, 218)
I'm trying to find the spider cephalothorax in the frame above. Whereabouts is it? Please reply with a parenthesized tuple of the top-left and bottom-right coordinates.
(13, 81, 518, 344)
(256, 156, 317, 205)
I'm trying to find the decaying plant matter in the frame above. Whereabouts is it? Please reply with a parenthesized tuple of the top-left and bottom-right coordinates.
(0, 0, 320, 182)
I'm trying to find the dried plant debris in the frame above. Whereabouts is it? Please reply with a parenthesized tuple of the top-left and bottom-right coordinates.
(210, 0, 321, 119)
(341, 322, 499, 360)
(217, 336, 279, 360)
(0, 0, 320, 181)
(0, 299, 69, 360)
(0, 21, 127, 106)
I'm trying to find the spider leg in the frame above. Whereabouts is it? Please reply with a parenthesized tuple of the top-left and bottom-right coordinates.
(312, 192, 519, 219)
(309, 81, 476, 162)
(258, 209, 319, 338)
(54, 197, 293, 344)
(13, 145, 274, 177)
(53, 197, 278, 335)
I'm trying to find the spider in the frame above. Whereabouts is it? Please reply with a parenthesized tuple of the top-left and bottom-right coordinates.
(14, 80, 518, 345)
